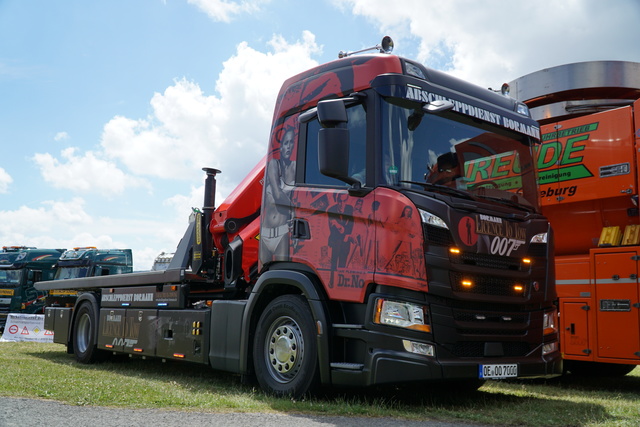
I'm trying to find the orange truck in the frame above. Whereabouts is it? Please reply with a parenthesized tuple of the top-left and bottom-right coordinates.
(37, 38, 561, 398)
(509, 61, 640, 375)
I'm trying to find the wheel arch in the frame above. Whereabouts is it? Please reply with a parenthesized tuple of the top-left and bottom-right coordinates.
(239, 269, 332, 385)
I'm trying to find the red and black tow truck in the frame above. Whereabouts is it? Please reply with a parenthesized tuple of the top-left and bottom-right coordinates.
(38, 38, 561, 397)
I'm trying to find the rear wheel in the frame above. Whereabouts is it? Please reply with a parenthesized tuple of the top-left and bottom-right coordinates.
(253, 295, 319, 398)
(73, 301, 105, 364)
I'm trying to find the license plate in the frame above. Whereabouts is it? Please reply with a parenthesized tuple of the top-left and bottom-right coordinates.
(479, 364, 518, 379)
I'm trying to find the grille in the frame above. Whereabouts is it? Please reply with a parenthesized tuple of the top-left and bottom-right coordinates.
(452, 252, 522, 271)
(424, 224, 453, 246)
(451, 341, 531, 358)
(461, 329, 526, 336)
(452, 307, 529, 337)
(528, 243, 547, 258)
(453, 310, 528, 324)
(450, 272, 528, 297)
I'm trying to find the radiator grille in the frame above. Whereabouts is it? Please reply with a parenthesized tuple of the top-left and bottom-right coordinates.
(424, 224, 453, 246)
(451, 252, 522, 271)
(451, 341, 531, 358)
(450, 272, 528, 297)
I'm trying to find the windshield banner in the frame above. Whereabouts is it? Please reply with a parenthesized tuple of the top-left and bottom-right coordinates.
(405, 84, 540, 138)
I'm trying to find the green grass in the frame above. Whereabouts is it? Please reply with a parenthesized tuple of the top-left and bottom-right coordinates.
(1, 341, 639, 426)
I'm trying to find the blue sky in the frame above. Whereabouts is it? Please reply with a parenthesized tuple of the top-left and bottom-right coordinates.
(1, 0, 639, 270)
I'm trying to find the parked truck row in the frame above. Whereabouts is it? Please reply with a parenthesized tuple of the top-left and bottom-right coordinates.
(37, 38, 562, 398)
(0, 246, 133, 331)
(0, 246, 63, 331)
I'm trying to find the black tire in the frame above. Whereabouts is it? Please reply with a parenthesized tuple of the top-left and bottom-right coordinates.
(253, 295, 319, 398)
(72, 301, 105, 364)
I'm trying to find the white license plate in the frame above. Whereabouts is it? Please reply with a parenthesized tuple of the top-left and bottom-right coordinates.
(479, 364, 518, 379)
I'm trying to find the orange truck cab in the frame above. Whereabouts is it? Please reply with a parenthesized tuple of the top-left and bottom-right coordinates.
(509, 61, 640, 376)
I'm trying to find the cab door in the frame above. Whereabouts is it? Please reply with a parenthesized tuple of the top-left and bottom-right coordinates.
(292, 103, 375, 303)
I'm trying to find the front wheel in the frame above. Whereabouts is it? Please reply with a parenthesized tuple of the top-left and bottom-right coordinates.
(73, 300, 106, 364)
(253, 295, 319, 398)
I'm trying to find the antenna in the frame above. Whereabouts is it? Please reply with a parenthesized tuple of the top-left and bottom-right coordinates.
(338, 36, 394, 58)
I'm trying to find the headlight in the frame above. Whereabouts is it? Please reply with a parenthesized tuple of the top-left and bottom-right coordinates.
(373, 298, 430, 332)
(543, 308, 558, 335)
(530, 232, 547, 244)
(419, 209, 448, 229)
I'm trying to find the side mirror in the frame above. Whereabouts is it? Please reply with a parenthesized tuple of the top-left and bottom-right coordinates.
(319, 127, 352, 181)
(317, 99, 360, 187)
(317, 98, 348, 128)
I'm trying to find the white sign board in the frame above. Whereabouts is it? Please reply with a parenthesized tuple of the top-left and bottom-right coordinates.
(0, 313, 54, 343)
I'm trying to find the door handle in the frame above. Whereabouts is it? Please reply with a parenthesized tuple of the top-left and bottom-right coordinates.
(291, 219, 310, 239)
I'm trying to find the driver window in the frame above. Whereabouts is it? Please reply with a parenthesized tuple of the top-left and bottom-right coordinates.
(304, 104, 367, 186)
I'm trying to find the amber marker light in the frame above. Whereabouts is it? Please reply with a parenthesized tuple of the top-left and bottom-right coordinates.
(449, 247, 461, 254)
(133, 348, 144, 353)
(513, 284, 524, 292)
(522, 258, 532, 265)
(173, 353, 185, 359)
(461, 279, 473, 288)
(373, 298, 383, 324)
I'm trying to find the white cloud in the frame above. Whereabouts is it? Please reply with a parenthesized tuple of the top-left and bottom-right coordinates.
(0, 197, 183, 271)
(32, 147, 151, 196)
(9, 32, 323, 271)
(54, 131, 69, 141)
(0, 167, 12, 194)
(338, 0, 640, 88)
(28, 32, 320, 205)
(0, 198, 91, 244)
(188, 0, 267, 22)
(101, 32, 320, 201)
(164, 184, 206, 217)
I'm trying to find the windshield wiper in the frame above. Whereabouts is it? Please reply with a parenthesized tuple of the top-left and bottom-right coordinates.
(399, 180, 474, 200)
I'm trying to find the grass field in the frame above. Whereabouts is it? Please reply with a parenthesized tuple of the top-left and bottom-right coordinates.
(1, 341, 639, 426)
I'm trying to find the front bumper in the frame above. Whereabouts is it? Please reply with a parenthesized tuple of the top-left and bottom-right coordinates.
(329, 325, 562, 387)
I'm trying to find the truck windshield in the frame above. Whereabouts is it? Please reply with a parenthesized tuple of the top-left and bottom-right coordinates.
(0, 269, 22, 286)
(55, 266, 91, 280)
(380, 100, 540, 211)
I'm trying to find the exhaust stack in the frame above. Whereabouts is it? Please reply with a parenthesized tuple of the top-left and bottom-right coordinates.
(191, 167, 221, 275)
